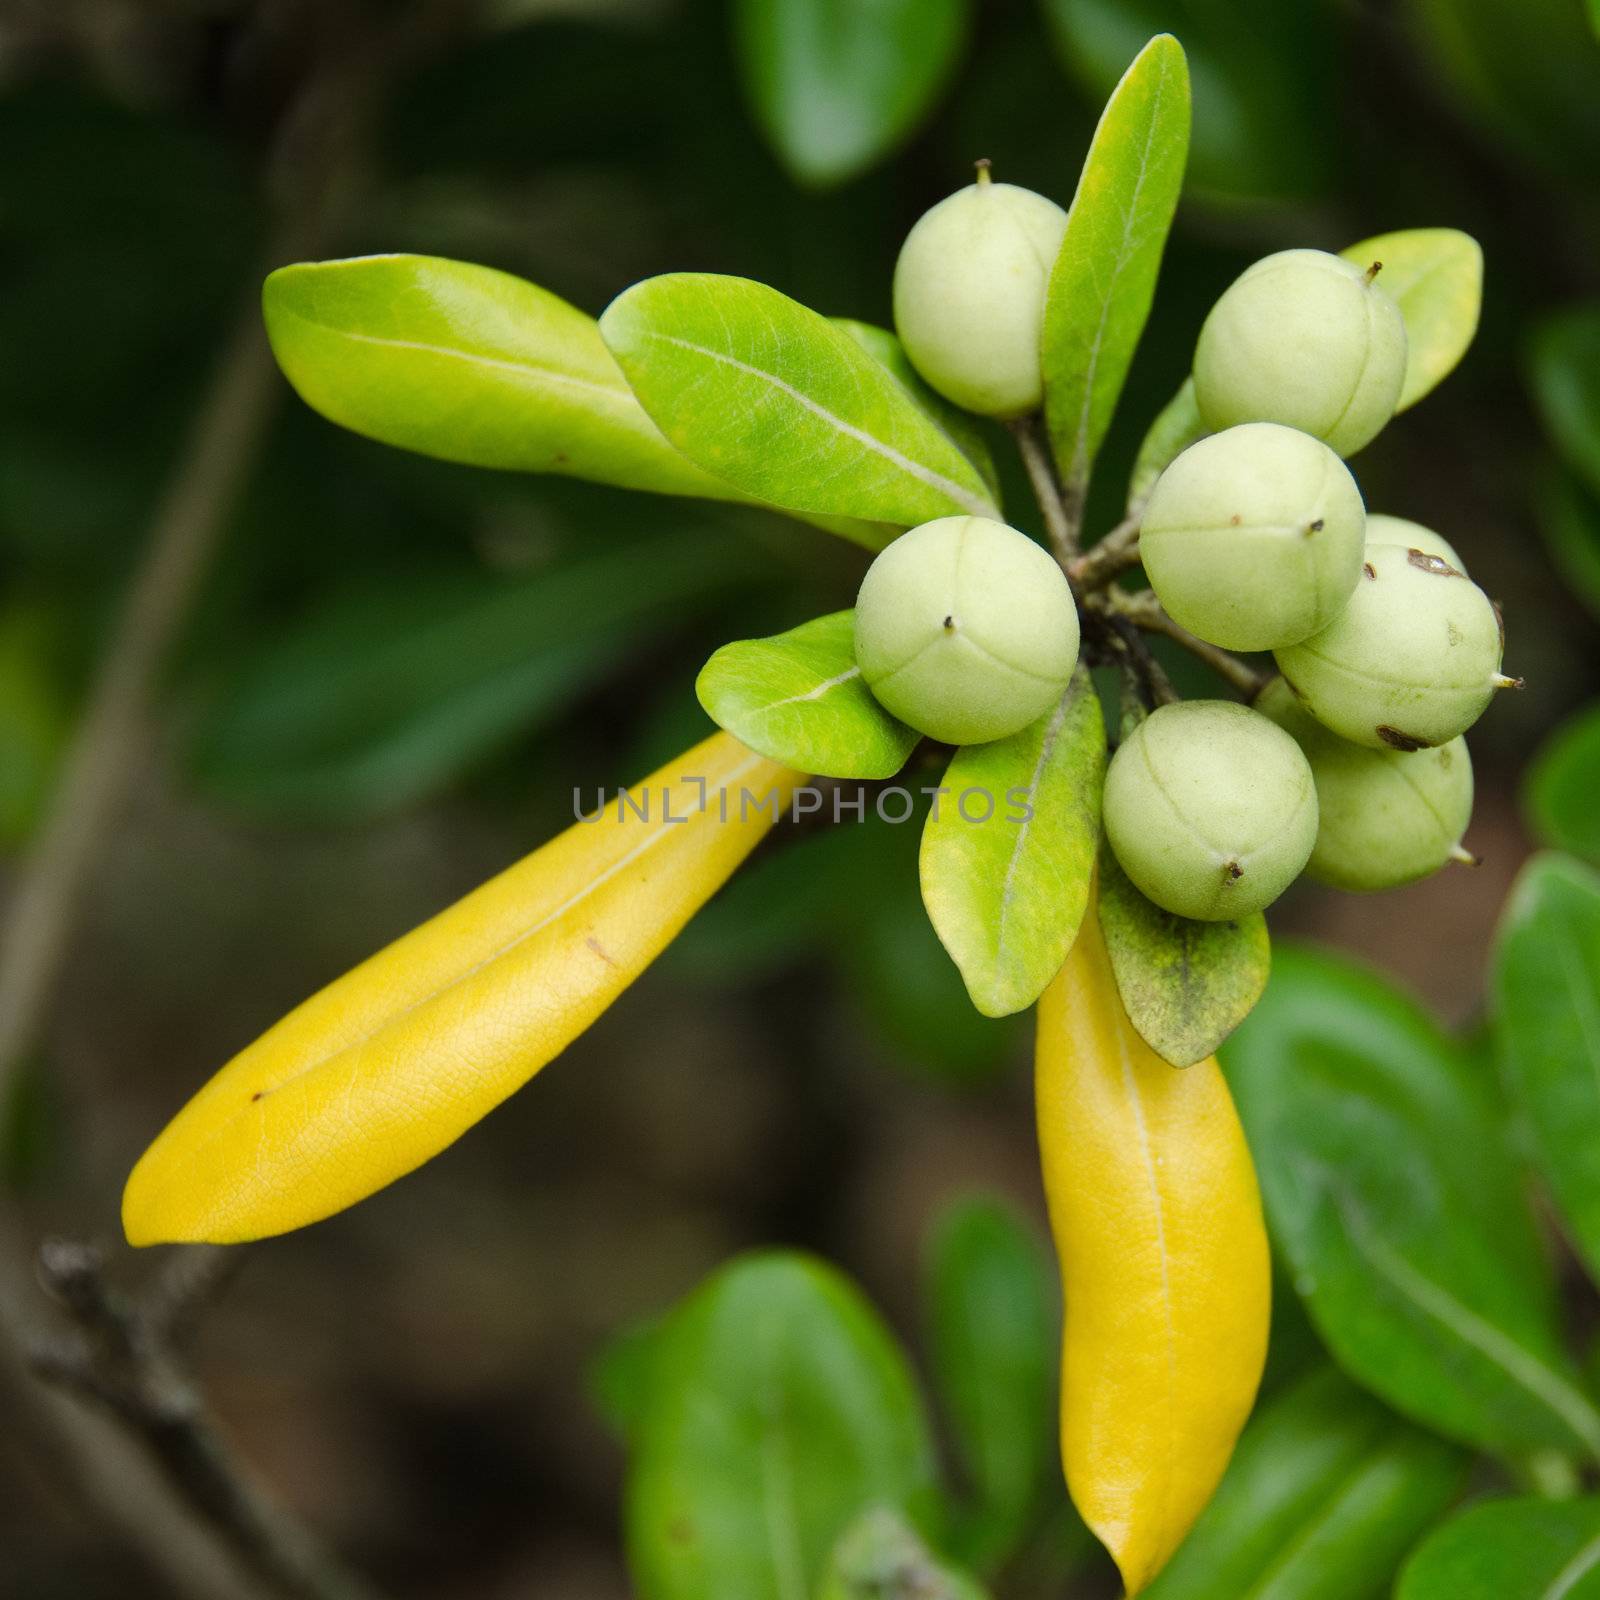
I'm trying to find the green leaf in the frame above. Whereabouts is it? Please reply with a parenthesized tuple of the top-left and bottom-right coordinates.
(696, 611, 919, 780)
(626, 1252, 941, 1600)
(588, 1316, 667, 1443)
(919, 671, 1105, 1018)
(1041, 0, 1338, 205)
(1405, 0, 1600, 181)
(1536, 466, 1600, 620)
(923, 1197, 1055, 1570)
(820, 1508, 988, 1600)
(600, 274, 998, 530)
(1043, 34, 1190, 505)
(263, 255, 743, 500)
(833, 320, 1000, 503)
(190, 539, 749, 821)
(1399, 1496, 1600, 1600)
(1097, 848, 1269, 1068)
(1125, 376, 1205, 512)
(733, 0, 967, 188)
(1531, 305, 1600, 498)
(1494, 855, 1600, 1282)
(1144, 1367, 1466, 1600)
(1224, 944, 1600, 1461)
(1340, 229, 1483, 412)
(1528, 705, 1600, 864)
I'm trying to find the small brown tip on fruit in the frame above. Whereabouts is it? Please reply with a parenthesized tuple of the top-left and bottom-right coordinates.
(943, 614, 956, 631)
(1492, 673, 1524, 690)
(1308, 518, 1325, 535)
(1363, 562, 1377, 580)
(1449, 844, 1483, 868)
(974, 158, 993, 185)
(1364, 260, 1384, 285)
(1223, 860, 1244, 883)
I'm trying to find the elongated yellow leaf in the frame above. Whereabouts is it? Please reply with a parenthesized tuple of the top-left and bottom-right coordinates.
(1035, 886, 1269, 1594)
(124, 733, 802, 1245)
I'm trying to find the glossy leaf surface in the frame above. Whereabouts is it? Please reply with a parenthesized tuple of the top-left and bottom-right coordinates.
(924, 1196, 1055, 1568)
(734, 0, 966, 186)
(1494, 855, 1600, 1281)
(1340, 228, 1483, 411)
(601, 273, 998, 529)
(1144, 1367, 1466, 1600)
(1528, 704, 1600, 864)
(1043, 34, 1190, 504)
(1037, 891, 1269, 1593)
(264, 255, 737, 498)
(1224, 944, 1600, 1461)
(627, 1253, 940, 1600)
(124, 733, 802, 1243)
(921, 672, 1104, 1018)
(1398, 1495, 1600, 1600)
(1531, 305, 1600, 496)
(1097, 848, 1269, 1068)
(696, 611, 919, 780)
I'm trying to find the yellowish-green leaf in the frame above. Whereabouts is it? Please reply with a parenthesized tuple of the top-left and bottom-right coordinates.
(833, 319, 1001, 504)
(123, 732, 803, 1245)
(1043, 34, 1191, 504)
(1339, 230, 1483, 412)
(1126, 376, 1205, 513)
(696, 611, 919, 780)
(601, 273, 999, 528)
(1097, 848, 1270, 1068)
(920, 670, 1104, 1018)
(264, 254, 738, 497)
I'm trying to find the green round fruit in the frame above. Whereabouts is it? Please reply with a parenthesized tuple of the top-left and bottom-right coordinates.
(1102, 700, 1318, 921)
(1274, 541, 1509, 750)
(892, 171, 1068, 419)
(1256, 676, 1474, 891)
(854, 516, 1079, 745)
(1139, 422, 1366, 651)
(1193, 248, 1408, 457)
(1365, 513, 1465, 574)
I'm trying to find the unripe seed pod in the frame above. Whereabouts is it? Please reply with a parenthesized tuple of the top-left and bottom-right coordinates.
(892, 169, 1069, 419)
(1274, 541, 1511, 750)
(1365, 513, 1465, 575)
(854, 516, 1079, 746)
(1194, 249, 1408, 457)
(1256, 676, 1475, 892)
(1139, 422, 1366, 651)
(1102, 700, 1318, 922)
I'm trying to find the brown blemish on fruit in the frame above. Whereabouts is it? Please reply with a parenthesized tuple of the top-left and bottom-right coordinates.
(1363, 562, 1376, 580)
(1493, 599, 1506, 652)
(1222, 860, 1244, 883)
(943, 614, 955, 630)
(250, 1090, 265, 1102)
(1377, 726, 1428, 751)
(1363, 260, 1384, 285)
(1307, 518, 1324, 536)
(1407, 548, 1465, 578)
(1230, 513, 1242, 525)
(586, 935, 618, 967)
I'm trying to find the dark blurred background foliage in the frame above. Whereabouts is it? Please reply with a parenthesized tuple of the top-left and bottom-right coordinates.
(0, 0, 1597, 1594)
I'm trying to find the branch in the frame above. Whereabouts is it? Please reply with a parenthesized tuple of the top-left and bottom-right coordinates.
(1067, 512, 1142, 590)
(1105, 588, 1269, 700)
(1009, 415, 1080, 562)
(30, 1242, 379, 1600)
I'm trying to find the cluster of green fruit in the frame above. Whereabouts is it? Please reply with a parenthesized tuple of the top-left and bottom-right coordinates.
(849, 171, 1512, 924)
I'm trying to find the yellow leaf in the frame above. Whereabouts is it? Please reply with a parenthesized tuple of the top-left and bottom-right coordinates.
(124, 732, 802, 1245)
(1035, 884, 1269, 1594)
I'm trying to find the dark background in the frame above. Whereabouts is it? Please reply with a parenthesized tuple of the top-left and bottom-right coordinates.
(1, 0, 1597, 1594)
